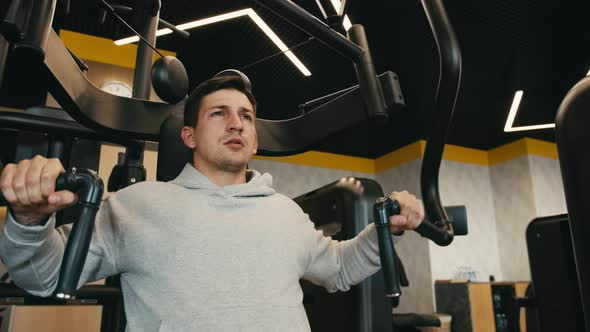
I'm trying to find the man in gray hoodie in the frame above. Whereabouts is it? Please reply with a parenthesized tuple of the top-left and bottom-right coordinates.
(0, 75, 424, 331)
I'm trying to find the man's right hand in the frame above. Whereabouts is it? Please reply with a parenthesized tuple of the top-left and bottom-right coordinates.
(0, 156, 77, 225)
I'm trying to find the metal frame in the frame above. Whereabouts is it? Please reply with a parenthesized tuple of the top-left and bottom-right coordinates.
(555, 75, 590, 331)
(416, 0, 461, 246)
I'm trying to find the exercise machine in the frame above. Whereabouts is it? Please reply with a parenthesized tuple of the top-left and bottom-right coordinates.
(0, 0, 462, 330)
(554, 72, 590, 332)
(524, 214, 585, 331)
(292, 178, 466, 332)
(510, 57, 590, 332)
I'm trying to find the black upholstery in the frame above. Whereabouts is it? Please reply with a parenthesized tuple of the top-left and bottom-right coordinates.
(555, 76, 590, 331)
(156, 111, 192, 182)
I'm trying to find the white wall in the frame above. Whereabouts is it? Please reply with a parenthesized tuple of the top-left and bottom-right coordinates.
(528, 155, 567, 217)
(490, 156, 537, 281)
(433, 161, 502, 282)
(489, 155, 567, 282)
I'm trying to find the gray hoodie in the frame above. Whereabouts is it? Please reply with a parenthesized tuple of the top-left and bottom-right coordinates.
(0, 164, 387, 331)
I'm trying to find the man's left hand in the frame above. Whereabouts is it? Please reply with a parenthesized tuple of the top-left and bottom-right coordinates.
(388, 190, 424, 235)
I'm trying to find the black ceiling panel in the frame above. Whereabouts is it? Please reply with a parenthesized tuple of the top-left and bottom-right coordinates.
(3, 0, 590, 157)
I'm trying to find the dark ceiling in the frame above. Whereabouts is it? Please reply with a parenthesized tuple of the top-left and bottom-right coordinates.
(2, 0, 590, 158)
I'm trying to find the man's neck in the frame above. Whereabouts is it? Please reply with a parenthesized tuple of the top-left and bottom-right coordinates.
(192, 161, 247, 187)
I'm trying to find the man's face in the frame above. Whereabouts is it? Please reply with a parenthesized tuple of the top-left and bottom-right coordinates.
(183, 89, 257, 173)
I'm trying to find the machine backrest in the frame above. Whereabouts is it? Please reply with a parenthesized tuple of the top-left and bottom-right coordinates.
(156, 111, 193, 182)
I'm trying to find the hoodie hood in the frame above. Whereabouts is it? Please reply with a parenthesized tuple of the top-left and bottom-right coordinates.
(170, 163, 275, 198)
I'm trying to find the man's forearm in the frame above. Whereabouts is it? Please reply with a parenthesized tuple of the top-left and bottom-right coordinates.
(0, 213, 65, 297)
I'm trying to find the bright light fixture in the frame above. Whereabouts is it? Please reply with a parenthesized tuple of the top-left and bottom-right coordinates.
(342, 15, 352, 31)
(505, 68, 590, 132)
(332, 0, 353, 31)
(330, 0, 342, 13)
(246, 10, 311, 76)
(318, 0, 352, 31)
(503, 90, 555, 132)
(114, 9, 311, 76)
(314, 0, 328, 19)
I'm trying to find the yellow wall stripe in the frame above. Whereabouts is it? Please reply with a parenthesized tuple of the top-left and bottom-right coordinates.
(524, 138, 558, 159)
(253, 151, 375, 174)
(59, 30, 176, 69)
(488, 138, 558, 165)
(374, 142, 423, 173)
(254, 138, 558, 173)
(442, 144, 489, 165)
(488, 139, 528, 165)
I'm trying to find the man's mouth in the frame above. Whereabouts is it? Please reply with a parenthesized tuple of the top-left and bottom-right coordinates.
(224, 137, 245, 148)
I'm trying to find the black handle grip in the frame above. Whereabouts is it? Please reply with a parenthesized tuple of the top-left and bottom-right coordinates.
(54, 203, 99, 299)
(54, 168, 103, 299)
(373, 197, 401, 299)
(0, 167, 103, 299)
(414, 219, 454, 246)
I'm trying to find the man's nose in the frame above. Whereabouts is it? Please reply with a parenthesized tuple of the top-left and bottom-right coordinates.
(227, 112, 244, 132)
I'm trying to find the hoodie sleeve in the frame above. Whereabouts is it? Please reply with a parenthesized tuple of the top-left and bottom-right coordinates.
(300, 213, 401, 293)
(0, 200, 120, 297)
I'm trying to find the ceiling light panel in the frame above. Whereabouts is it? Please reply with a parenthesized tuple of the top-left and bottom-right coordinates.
(113, 9, 311, 76)
(504, 90, 555, 132)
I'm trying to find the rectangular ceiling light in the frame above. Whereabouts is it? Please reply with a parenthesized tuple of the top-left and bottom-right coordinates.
(246, 9, 311, 76)
(114, 8, 311, 76)
(503, 90, 555, 132)
(327, 0, 352, 31)
(314, 0, 328, 19)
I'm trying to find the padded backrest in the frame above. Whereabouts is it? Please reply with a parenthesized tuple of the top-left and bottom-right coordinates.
(156, 111, 192, 182)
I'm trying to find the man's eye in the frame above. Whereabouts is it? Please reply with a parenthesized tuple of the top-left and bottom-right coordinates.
(242, 114, 252, 120)
(211, 111, 223, 117)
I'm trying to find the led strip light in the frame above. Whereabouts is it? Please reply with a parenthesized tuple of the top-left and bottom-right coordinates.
(503, 90, 555, 132)
(114, 8, 312, 76)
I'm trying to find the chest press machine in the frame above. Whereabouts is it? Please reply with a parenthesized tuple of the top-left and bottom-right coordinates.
(0, 0, 461, 330)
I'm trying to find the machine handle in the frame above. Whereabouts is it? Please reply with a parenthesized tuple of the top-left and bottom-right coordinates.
(373, 197, 402, 301)
(0, 167, 103, 299)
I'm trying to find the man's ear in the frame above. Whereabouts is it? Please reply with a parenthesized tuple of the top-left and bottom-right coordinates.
(181, 126, 197, 149)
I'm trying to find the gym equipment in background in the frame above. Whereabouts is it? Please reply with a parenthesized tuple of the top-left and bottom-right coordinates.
(510, 62, 590, 332)
(554, 73, 590, 331)
(293, 178, 453, 331)
(524, 215, 585, 332)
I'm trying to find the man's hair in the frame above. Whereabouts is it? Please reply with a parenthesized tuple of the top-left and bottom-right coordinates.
(184, 76, 256, 127)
